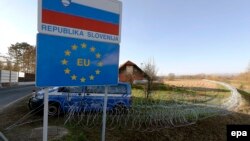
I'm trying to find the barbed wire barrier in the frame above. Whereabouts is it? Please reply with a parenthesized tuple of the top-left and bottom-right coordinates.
(4, 103, 44, 131)
(64, 87, 233, 131)
(3, 81, 239, 133)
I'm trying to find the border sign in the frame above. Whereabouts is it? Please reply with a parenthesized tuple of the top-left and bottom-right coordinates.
(37, 1, 122, 141)
(36, 33, 119, 86)
(38, 0, 122, 44)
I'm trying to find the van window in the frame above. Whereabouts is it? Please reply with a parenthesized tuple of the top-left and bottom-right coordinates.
(68, 86, 82, 93)
(108, 84, 127, 94)
(86, 86, 105, 94)
(58, 87, 69, 92)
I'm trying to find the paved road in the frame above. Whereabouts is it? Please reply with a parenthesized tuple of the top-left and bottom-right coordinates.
(0, 85, 36, 109)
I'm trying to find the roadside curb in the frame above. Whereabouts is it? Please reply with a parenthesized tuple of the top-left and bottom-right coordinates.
(0, 131, 8, 141)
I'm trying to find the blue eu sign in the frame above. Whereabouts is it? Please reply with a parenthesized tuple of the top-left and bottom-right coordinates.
(36, 34, 119, 86)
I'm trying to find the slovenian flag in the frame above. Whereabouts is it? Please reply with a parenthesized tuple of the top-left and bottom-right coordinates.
(39, 0, 121, 42)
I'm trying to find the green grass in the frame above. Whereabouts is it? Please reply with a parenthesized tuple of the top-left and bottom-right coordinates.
(132, 83, 231, 106)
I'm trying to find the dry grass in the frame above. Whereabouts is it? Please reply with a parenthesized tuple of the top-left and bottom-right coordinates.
(229, 80, 250, 92)
(162, 79, 231, 104)
(164, 79, 218, 89)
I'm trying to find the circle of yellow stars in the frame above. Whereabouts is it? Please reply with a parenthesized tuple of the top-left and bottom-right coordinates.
(61, 43, 103, 83)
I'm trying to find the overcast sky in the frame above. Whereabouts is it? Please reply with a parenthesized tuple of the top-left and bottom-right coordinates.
(0, 0, 249, 75)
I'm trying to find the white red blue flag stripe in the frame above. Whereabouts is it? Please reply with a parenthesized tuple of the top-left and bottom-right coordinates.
(38, 0, 122, 43)
(42, 0, 120, 24)
(42, 9, 119, 35)
(72, 0, 121, 14)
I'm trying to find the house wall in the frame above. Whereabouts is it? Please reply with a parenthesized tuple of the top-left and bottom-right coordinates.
(119, 65, 145, 82)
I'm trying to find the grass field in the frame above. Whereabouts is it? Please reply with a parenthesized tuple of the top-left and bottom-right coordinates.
(156, 80, 230, 105)
(1, 80, 248, 141)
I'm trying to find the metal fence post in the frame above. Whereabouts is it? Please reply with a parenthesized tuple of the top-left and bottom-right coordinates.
(43, 88, 49, 141)
(101, 86, 108, 141)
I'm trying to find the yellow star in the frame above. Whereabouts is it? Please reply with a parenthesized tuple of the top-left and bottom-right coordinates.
(97, 62, 103, 67)
(71, 44, 78, 50)
(80, 77, 86, 82)
(64, 50, 71, 56)
(96, 53, 101, 58)
(81, 43, 87, 48)
(95, 69, 101, 75)
(61, 59, 68, 65)
(71, 74, 77, 80)
(89, 75, 95, 80)
(90, 47, 96, 52)
(64, 68, 70, 74)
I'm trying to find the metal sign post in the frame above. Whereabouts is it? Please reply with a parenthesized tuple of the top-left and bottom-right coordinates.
(101, 86, 108, 141)
(43, 88, 49, 141)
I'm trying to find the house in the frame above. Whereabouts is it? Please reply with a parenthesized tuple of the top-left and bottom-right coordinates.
(119, 60, 148, 83)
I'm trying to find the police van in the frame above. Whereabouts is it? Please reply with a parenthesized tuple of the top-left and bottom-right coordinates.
(29, 82, 131, 116)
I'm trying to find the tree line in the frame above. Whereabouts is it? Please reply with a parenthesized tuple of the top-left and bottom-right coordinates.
(0, 42, 36, 73)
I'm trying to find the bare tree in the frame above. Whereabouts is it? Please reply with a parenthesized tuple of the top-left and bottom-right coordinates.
(12, 62, 20, 71)
(168, 73, 175, 81)
(8, 42, 36, 73)
(142, 58, 158, 99)
(4, 60, 12, 70)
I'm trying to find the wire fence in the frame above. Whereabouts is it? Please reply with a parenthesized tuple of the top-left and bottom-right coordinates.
(63, 94, 229, 132)
(2, 80, 240, 138)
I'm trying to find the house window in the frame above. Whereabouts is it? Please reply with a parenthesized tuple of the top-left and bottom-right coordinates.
(126, 66, 133, 74)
